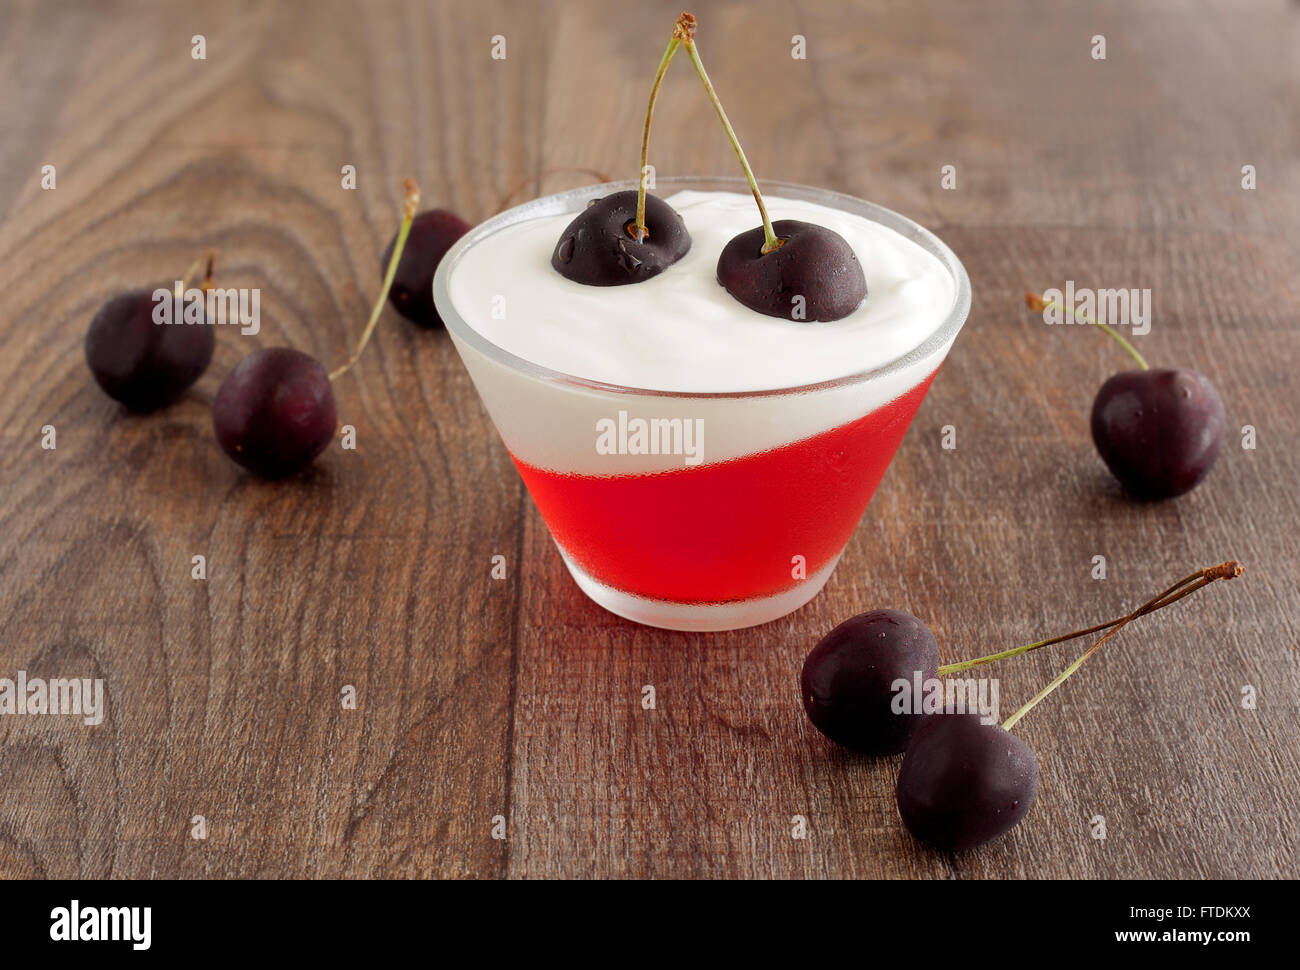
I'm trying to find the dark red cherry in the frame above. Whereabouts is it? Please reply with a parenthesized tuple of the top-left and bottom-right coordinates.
(801, 610, 938, 755)
(716, 220, 867, 322)
(551, 190, 690, 285)
(1090, 368, 1226, 500)
(896, 713, 1039, 852)
(85, 289, 214, 411)
(212, 347, 336, 478)
(381, 209, 472, 328)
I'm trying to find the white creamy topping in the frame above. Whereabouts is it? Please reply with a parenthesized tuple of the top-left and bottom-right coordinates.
(447, 190, 955, 393)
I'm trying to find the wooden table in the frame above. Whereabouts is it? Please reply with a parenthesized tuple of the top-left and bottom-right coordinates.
(1, 0, 1296, 880)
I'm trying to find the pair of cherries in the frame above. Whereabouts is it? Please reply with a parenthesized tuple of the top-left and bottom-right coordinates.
(801, 562, 1242, 851)
(85, 182, 471, 478)
(550, 12, 867, 323)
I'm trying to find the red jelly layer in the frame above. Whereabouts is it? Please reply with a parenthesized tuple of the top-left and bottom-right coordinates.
(512, 372, 936, 603)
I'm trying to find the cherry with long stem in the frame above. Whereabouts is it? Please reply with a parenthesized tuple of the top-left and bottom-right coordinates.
(330, 179, 420, 381)
(676, 13, 782, 254)
(1026, 288, 1225, 500)
(1002, 560, 1243, 730)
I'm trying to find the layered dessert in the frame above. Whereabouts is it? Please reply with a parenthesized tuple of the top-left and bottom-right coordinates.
(437, 179, 967, 630)
(435, 12, 966, 630)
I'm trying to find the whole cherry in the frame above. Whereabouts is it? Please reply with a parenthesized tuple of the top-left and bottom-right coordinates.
(213, 180, 422, 478)
(85, 257, 216, 411)
(801, 610, 938, 755)
(381, 208, 471, 327)
(1091, 368, 1226, 500)
(1028, 291, 1227, 499)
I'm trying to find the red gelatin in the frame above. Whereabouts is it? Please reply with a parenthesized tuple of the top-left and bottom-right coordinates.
(512, 373, 936, 603)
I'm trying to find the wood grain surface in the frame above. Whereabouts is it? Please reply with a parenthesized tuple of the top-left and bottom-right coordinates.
(0, 0, 1297, 879)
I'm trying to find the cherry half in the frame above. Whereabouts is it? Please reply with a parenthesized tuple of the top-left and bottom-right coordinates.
(85, 258, 215, 411)
(1028, 292, 1227, 500)
(1091, 368, 1226, 499)
(381, 208, 471, 328)
(213, 180, 422, 478)
(801, 610, 938, 755)
(676, 13, 866, 321)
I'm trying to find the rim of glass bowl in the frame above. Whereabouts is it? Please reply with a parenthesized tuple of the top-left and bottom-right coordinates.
(432, 175, 971, 400)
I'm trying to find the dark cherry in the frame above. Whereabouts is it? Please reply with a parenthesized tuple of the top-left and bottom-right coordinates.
(551, 190, 690, 285)
(1090, 368, 1226, 500)
(801, 609, 938, 755)
(212, 347, 336, 478)
(896, 713, 1039, 852)
(85, 289, 214, 411)
(716, 220, 867, 322)
(381, 208, 472, 328)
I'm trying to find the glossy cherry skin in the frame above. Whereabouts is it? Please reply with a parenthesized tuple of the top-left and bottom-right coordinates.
(801, 609, 939, 755)
(381, 209, 472, 329)
(85, 289, 214, 411)
(551, 190, 690, 285)
(896, 713, 1039, 852)
(1090, 368, 1226, 499)
(716, 220, 867, 321)
(212, 347, 337, 478)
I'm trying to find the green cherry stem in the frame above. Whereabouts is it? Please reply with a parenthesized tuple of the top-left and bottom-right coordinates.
(677, 12, 782, 254)
(1001, 561, 1243, 732)
(633, 35, 682, 241)
(1027, 290, 1150, 370)
(937, 567, 1207, 675)
(330, 179, 420, 382)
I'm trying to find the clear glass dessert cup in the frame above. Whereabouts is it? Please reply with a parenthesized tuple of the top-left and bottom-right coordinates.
(434, 176, 970, 631)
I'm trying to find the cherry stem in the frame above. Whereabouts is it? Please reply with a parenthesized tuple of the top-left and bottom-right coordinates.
(329, 179, 420, 382)
(633, 35, 682, 241)
(176, 258, 202, 298)
(678, 13, 781, 254)
(1001, 561, 1243, 731)
(199, 252, 216, 293)
(1026, 290, 1150, 371)
(938, 569, 1205, 675)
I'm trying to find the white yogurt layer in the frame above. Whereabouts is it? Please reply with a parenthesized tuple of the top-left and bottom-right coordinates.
(447, 189, 955, 393)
